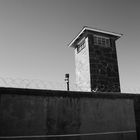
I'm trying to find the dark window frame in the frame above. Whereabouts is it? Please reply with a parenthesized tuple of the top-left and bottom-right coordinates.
(93, 35, 110, 47)
(77, 39, 86, 53)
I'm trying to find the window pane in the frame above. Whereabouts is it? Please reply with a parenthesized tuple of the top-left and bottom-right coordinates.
(77, 41, 85, 53)
(94, 35, 110, 47)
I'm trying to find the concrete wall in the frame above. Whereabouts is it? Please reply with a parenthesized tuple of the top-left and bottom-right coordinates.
(134, 95, 140, 140)
(0, 88, 137, 140)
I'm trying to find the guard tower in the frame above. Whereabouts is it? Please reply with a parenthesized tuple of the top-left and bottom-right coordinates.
(68, 27, 122, 92)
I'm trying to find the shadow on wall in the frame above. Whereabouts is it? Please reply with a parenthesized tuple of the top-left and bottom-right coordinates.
(0, 87, 138, 140)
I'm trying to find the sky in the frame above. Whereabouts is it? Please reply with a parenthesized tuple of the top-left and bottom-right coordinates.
(0, 0, 140, 93)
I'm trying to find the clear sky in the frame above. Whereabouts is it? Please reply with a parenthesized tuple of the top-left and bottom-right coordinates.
(0, 0, 140, 93)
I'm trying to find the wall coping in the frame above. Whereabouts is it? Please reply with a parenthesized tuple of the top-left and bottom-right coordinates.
(0, 87, 140, 99)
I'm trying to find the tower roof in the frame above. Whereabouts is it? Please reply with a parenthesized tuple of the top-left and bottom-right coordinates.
(68, 26, 122, 48)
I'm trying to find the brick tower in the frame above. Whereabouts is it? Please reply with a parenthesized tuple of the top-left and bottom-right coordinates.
(68, 27, 122, 92)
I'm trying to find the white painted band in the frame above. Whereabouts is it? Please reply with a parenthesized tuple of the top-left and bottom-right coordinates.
(0, 130, 136, 139)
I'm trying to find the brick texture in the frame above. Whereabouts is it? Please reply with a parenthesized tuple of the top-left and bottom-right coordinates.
(88, 33, 121, 92)
(74, 30, 121, 92)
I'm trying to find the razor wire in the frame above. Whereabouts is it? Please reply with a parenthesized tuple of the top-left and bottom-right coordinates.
(0, 77, 81, 91)
(0, 77, 139, 93)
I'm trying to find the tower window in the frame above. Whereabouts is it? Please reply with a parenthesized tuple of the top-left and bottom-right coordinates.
(77, 40, 86, 53)
(94, 35, 110, 47)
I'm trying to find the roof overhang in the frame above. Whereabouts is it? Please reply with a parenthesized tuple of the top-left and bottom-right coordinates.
(68, 26, 123, 48)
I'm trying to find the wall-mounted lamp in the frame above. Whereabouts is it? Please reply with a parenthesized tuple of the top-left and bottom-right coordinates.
(65, 73, 69, 91)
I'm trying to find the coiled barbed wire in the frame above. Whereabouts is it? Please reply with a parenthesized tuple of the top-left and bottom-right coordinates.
(0, 77, 79, 91)
(0, 77, 139, 93)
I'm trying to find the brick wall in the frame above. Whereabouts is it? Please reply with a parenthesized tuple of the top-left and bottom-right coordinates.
(88, 33, 121, 92)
